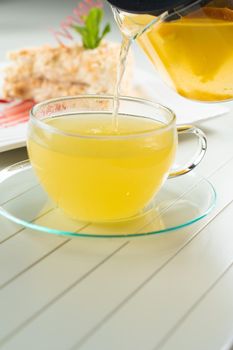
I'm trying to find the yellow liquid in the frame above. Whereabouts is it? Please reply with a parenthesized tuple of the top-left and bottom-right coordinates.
(136, 15, 233, 101)
(28, 114, 176, 222)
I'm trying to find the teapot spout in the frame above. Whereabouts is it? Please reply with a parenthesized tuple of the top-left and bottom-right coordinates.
(111, 6, 163, 39)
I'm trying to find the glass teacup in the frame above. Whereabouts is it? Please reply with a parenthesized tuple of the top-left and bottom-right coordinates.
(28, 95, 206, 223)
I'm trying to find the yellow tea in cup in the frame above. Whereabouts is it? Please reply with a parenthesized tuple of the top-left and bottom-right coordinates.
(28, 113, 176, 222)
(28, 96, 207, 223)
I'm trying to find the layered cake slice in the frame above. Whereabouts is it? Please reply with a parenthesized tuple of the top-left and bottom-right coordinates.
(3, 41, 133, 102)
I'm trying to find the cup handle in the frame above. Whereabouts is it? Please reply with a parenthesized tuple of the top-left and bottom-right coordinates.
(169, 124, 207, 179)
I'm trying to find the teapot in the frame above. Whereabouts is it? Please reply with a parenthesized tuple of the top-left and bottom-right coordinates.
(108, 0, 233, 102)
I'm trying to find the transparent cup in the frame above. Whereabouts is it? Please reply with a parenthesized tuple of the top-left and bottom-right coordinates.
(27, 95, 207, 223)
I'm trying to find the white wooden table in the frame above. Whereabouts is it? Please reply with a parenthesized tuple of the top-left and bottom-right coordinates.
(0, 110, 233, 350)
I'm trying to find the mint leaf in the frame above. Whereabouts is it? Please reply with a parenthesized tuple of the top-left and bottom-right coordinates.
(73, 26, 90, 49)
(99, 23, 111, 43)
(86, 8, 102, 38)
(72, 7, 111, 49)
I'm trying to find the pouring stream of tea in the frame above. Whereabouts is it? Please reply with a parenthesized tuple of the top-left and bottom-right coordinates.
(112, 34, 132, 130)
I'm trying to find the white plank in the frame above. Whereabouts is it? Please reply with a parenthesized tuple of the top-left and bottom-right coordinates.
(0, 148, 27, 171)
(0, 140, 233, 349)
(0, 190, 50, 243)
(72, 196, 233, 350)
(0, 217, 22, 243)
(0, 173, 43, 242)
(0, 227, 199, 350)
(194, 114, 233, 178)
(0, 207, 84, 288)
(0, 238, 128, 343)
(156, 265, 233, 350)
(0, 165, 36, 207)
(0, 151, 28, 223)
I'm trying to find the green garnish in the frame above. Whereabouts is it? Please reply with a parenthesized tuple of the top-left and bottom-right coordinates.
(73, 8, 111, 49)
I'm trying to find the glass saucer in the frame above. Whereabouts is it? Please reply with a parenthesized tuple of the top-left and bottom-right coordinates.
(0, 160, 216, 238)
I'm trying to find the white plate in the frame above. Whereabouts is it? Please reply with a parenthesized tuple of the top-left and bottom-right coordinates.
(0, 62, 28, 152)
(0, 62, 228, 153)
